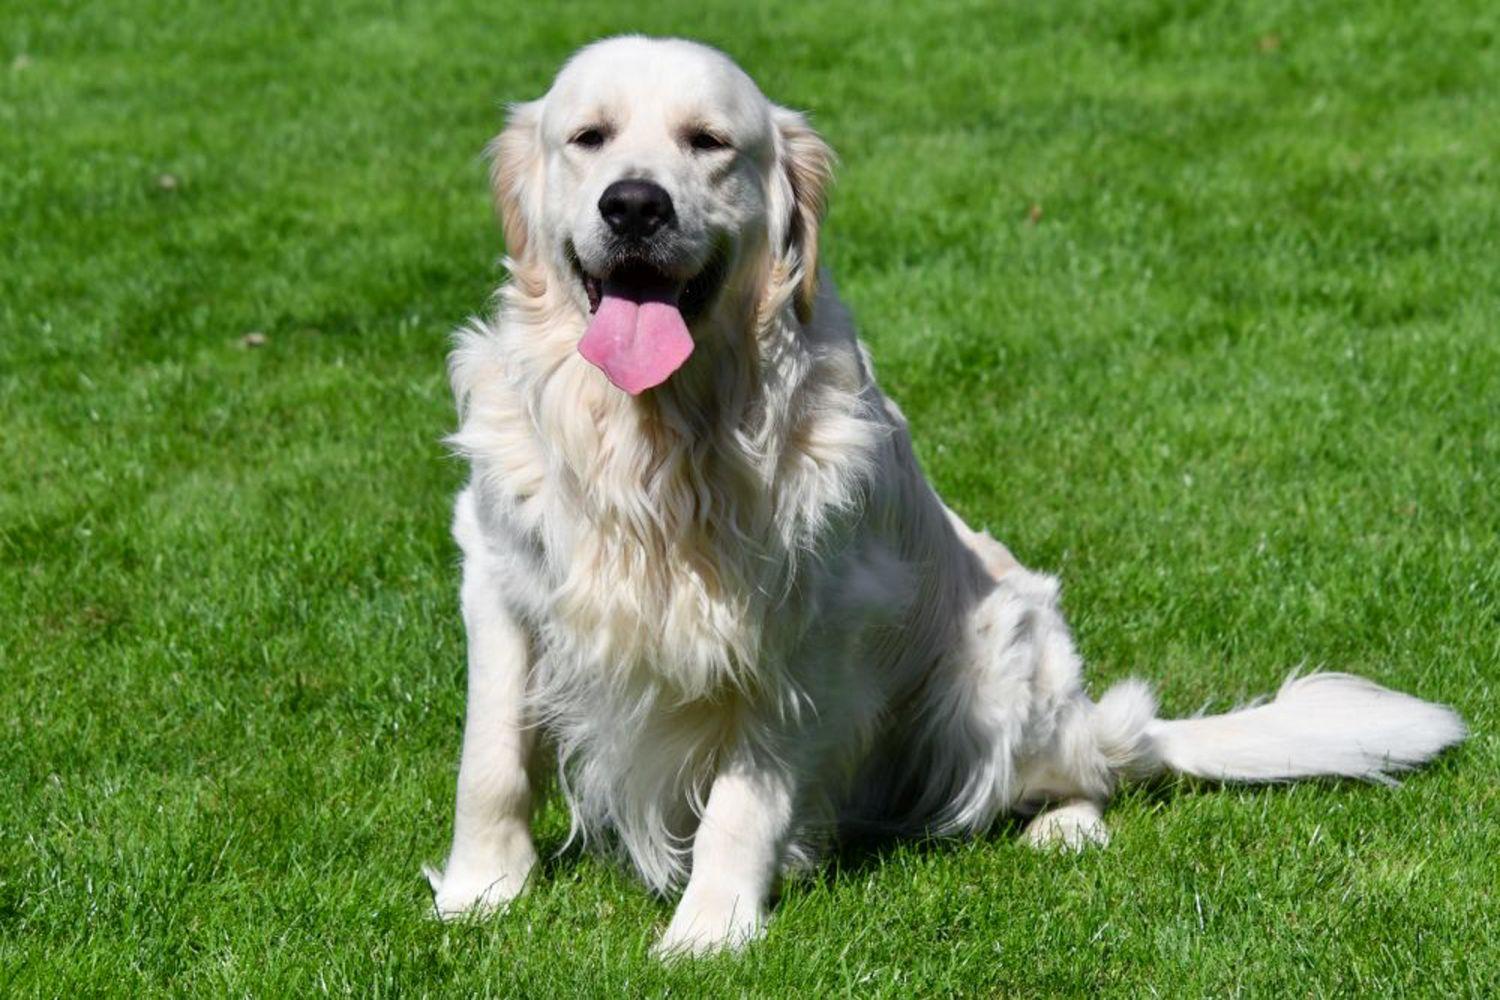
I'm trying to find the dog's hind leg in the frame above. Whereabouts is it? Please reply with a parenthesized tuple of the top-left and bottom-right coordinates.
(1023, 798, 1109, 850)
(900, 553, 1151, 847)
(899, 563, 1097, 835)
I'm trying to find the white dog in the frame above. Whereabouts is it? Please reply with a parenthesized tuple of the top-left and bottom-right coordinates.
(426, 36, 1466, 955)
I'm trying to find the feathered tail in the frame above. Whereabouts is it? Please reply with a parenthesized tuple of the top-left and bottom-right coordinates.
(1096, 672, 1466, 785)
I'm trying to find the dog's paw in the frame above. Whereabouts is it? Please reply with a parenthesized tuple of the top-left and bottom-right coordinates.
(1023, 800, 1110, 851)
(424, 855, 535, 920)
(653, 888, 766, 958)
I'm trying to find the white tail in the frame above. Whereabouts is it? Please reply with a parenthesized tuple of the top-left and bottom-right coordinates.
(1144, 673, 1466, 784)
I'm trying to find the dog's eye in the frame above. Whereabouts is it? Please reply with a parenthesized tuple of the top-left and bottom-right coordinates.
(570, 127, 607, 150)
(687, 129, 730, 153)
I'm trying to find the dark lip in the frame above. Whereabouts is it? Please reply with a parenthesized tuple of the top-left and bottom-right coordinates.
(565, 243, 728, 323)
(566, 244, 604, 312)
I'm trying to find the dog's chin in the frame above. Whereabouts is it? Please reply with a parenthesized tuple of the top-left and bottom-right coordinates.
(565, 243, 729, 325)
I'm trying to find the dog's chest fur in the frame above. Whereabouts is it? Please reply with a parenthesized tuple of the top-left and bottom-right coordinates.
(450, 293, 943, 891)
(534, 410, 786, 698)
(454, 320, 884, 699)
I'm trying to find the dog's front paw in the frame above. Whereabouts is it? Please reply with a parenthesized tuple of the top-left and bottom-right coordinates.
(424, 853, 535, 920)
(654, 887, 766, 958)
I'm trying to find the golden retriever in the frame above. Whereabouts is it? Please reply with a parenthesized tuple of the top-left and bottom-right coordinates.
(425, 36, 1465, 955)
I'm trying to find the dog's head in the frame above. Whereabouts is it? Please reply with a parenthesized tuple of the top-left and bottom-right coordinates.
(490, 36, 833, 394)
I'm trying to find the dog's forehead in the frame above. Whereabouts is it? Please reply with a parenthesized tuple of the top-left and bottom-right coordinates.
(545, 37, 767, 129)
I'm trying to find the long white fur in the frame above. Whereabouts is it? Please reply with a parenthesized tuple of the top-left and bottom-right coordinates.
(426, 36, 1467, 955)
(1147, 673, 1466, 785)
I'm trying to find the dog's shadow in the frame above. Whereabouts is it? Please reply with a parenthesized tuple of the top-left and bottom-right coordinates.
(793, 773, 1286, 893)
(493, 765, 1447, 915)
(802, 811, 1033, 892)
(805, 761, 1464, 894)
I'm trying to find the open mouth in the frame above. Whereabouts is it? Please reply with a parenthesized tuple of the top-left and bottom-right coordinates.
(566, 245, 729, 395)
(566, 244, 727, 322)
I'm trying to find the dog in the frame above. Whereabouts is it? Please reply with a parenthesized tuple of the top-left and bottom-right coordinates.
(425, 36, 1466, 955)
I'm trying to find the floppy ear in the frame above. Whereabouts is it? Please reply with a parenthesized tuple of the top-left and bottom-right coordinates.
(771, 107, 836, 324)
(486, 100, 545, 264)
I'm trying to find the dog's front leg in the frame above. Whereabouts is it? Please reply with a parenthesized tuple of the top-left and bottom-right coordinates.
(655, 747, 796, 956)
(426, 509, 538, 918)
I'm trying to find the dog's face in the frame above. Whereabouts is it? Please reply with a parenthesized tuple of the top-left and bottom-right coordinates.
(493, 37, 832, 393)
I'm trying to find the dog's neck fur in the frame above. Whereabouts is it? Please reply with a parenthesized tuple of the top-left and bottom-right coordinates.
(449, 252, 882, 699)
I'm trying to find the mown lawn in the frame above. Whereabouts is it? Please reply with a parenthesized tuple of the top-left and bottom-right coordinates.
(2, 0, 1496, 994)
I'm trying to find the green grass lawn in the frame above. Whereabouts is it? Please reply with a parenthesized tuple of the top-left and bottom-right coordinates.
(3, 0, 1497, 994)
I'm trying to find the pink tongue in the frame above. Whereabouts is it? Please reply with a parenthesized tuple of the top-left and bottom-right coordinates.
(578, 293, 694, 395)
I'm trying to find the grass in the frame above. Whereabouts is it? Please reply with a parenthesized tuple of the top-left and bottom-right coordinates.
(2, 0, 1497, 994)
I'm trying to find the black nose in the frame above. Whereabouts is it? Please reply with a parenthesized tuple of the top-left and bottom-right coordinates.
(598, 179, 674, 239)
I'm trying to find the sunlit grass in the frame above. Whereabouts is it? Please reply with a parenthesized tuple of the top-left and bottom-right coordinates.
(2, 0, 1496, 993)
